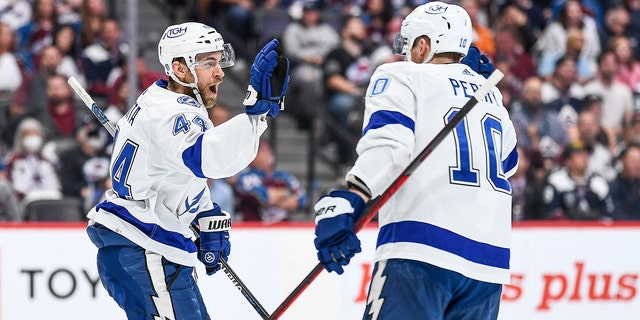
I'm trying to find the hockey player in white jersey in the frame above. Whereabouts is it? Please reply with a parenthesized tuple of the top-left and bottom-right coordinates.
(86, 22, 289, 319)
(312, 2, 518, 320)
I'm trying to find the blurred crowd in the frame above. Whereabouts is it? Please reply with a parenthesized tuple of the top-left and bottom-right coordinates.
(0, 0, 639, 222)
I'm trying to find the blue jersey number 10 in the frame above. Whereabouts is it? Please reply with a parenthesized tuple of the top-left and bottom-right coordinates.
(446, 108, 511, 194)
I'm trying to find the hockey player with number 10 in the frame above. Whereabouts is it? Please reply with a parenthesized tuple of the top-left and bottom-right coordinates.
(85, 22, 289, 319)
(312, 2, 519, 319)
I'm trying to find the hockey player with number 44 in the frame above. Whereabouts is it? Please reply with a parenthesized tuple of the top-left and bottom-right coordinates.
(312, 2, 518, 320)
(86, 22, 289, 319)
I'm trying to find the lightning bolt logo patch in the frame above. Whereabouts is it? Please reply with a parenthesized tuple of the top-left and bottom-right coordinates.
(180, 188, 206, 215)
(366, 260, 388, 320)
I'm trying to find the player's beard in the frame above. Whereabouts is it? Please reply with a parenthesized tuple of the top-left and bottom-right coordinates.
(201, 82, 220, 108)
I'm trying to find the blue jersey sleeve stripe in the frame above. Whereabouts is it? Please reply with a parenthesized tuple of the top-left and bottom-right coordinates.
(362, 110, 415, 136)
(502, 146, 519, 174)
(97, 201, 197, 253)
(377, 221, 509, 269)
(182, 134, 206, 178)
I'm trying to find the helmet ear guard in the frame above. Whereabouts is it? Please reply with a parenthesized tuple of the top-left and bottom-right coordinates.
(394, 1, 472, 63)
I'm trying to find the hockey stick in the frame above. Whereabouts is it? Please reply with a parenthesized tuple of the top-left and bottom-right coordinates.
(268, 69, 505, 320)
(67, 76, 271, 320)
(67, 77, 117, 136)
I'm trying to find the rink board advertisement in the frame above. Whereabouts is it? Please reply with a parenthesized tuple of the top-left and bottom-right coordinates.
(0, 222, 639, 320)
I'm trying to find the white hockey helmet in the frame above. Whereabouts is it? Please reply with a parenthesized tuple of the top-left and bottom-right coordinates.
(392, 2, 472, 63)
(158, 22, 235, 104)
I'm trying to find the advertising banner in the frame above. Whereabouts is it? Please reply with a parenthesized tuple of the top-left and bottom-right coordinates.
(0, 222, 638, 319)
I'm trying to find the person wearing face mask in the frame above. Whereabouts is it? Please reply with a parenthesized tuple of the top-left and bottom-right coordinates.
(5, 118, 62, 208)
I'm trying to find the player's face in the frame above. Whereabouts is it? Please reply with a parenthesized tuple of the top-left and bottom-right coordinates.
(194, 51, 225, 108)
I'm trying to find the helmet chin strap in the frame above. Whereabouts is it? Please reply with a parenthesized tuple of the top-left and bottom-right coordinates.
(171, 65, 205, 106)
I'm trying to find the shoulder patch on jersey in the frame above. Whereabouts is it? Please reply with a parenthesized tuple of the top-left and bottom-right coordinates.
(370, 77, 390, 96)
(462, 68, 475, 76)
(177, 96, 200, 108)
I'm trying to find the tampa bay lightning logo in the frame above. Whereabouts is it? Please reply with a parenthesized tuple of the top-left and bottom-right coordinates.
(177, 96, 200, 108)
(204, 252, 216, 263)
(180, 188, 206, 215)
(427, 3, 448, 14)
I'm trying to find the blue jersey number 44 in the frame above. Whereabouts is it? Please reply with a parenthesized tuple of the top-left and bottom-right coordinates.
(111, 139, 139, 199)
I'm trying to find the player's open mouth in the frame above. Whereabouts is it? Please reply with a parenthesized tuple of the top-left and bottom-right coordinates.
(209, 85, 217, 95)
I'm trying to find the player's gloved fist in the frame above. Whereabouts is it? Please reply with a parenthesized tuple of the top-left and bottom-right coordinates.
(461, 45, 494, 79)
(314, 190, 365, 275)
(196, 204, 231, 275)
(243, 38, 290, 117)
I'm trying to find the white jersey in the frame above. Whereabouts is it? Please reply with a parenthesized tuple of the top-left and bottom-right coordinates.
(348, 62, 518, 284)
(88, 80, 267, 266)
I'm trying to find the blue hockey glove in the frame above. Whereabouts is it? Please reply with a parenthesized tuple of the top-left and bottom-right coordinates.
(243, 39, 290, 117)
(461, 45, 494, 79)
(195, 204, 231, 275)
(314, 190, 366, 275)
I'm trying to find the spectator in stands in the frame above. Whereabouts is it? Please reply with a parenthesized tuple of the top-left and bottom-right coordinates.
(572, 108, 616, 181)
(599, 5, 630, 52)
(509, 76, 568, 153)
(0, 157, 22, 221)
(201, 0, 254, 64)
(0, 0, 32, 31)
(624, 0, 640, 59)
(609, 143, 640, 220)
(53, 23, 85, 87)
(360, 0, 393, 50)
(5, 118, 62, 206)
(510, 146, 547, 221)
(538, 27, 597, 83)
(0, 23, 23, 131)
(40, 73, 91, 141)
(104, 76, 128, 123)
(15, 0, 58, 73)
(4, 45, 62, 147)
(494, 27, 537, 96)
(609, 35, 640, 93)
(460, 0, 495, 58)
(494, 1, 539, 52)
(533, 0, 601, 75)
(541, 55, 585, 128)
(107, 51, 165, 105)
(543, 141, 614, 220)
(575, 94, 617, 152)
(57, 120, 108, 210)
(367, 13, 404, 70)
(282, 0, 340, 130)
(56, 0, 83, 26)
(616, 111, 640, 157)
(323, 15, 372, 165)
(79, 0, 107, 47)
(583, 50, 634, 138)
(235, 140, 308, 223)
(81, 18, 128, 107)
